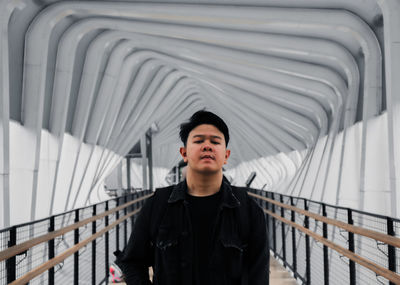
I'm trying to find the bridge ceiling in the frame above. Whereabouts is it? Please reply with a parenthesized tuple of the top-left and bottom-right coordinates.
(3, 0, 400, 225)
(1, 0, 386, 170)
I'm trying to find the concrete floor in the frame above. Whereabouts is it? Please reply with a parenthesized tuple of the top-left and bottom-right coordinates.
(269, 256, 298, 285)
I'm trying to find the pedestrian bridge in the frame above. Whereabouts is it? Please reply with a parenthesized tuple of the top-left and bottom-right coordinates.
(1, 190, 399, 284)
(0, 0, 400, 284)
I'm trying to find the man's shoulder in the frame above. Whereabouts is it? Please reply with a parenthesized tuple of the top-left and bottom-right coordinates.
(154, 184, 175, 192)
(230, 185, 251, 201)
(152, 185, 174, 201)
(142, 186, 175, 230)
(230, 185, 264, 213)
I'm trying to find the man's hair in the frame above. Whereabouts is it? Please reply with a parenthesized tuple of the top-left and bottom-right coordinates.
(179, 110, 230, 146)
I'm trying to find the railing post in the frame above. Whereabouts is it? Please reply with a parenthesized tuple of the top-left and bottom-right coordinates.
(126, 157, 131, 191)
(92, 204, 96, 285)
(290, 197, 297, 274)
(347, 209, 356, 285)
(257, 190, 263, 208)
(124, 195, 128, 246)
(271, 193, 277, 257)
(280, 195, 286, 266)
(116, 197, 120, 251)
(48, 216, 55, 285)
(141, 190, 145, 207)
(105, 201, 110, 281)
(265, 192, 270, 248)
(387, 217, 396, 285)
(74, 209, 79, 285)
(6, 226, 17, 283)
(304, 199, 311, 285)
(131, 193, 136, 231)
(262, 191, 267, 210)
(322, 204, 329, 285)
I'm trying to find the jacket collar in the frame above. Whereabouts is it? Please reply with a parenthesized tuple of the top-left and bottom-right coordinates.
(168, 179, 240, 208)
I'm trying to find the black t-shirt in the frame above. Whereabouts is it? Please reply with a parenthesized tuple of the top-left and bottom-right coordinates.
(186, 190, 222, 285)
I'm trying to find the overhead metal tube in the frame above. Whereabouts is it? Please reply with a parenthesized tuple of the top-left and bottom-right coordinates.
(146, 131, 153, 192)
(126, 157, 131, 191)
(140, 135, 148, 190)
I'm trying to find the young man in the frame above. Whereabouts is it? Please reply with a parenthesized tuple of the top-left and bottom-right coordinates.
(116, 110, 270, 285)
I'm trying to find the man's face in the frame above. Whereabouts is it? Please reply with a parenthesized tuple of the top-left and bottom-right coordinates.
(180, 124, 230, 174)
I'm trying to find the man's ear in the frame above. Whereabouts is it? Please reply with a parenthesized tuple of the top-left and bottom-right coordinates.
(180, 146, 188, 163)
(224, 149, 231, 164)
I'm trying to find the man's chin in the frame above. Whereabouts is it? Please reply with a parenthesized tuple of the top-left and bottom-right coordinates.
(196, 167, 220, 175)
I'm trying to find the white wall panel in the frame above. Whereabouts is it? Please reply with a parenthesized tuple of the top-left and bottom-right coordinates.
(51, 133, 80, 215)
(322, 130, 343, 205)
(73, 145, 104, 209)
(9, 170, 33, 225)
(9, 121, 35, 225)
(36, 129, 58, 219)
(338, 122, 362, 208)
(66, 142, 93, 210)
(228, 111, 394, 216)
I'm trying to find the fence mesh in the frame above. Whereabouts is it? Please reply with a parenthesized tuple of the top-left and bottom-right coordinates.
(0, 229, 10, 284)
(0, 191, 151, 284)
(310, 238, 324, 284)
(295, 229, 307, 280)
(96, 228, 107, 284)
(395, 220, 400, 276)
(248, 189, 400, 285)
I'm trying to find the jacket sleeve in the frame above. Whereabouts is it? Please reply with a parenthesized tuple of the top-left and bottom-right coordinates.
(115, 195, 154, 285)
(247, 197, 270, 285)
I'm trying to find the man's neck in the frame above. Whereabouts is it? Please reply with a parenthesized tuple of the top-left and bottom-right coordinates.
(186, 170, 222, 197)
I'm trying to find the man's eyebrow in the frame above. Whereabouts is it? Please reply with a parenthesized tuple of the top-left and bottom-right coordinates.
(192, 135, 222, 139)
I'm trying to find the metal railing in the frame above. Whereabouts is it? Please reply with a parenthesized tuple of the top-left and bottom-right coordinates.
(0, 190, 152, 285)
(1, 187, 399, 285)
(248, 189, 400, 285)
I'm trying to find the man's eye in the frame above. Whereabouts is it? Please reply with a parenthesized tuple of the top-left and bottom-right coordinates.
(194, 141, 203, 144)
(212, 141, 220, 144)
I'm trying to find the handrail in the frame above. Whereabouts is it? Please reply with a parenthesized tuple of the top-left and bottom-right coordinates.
(0, 194, 152, 262)
(269, 192, 398, 221)
(265, 208, 400, 284)
(248, 192, 400, 248)
(0, 192, 145, 234)
(248, 191, 400, 284)
(9, 208, 141, 285)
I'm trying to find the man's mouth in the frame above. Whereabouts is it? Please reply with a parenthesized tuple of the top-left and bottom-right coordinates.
(201, 155, 215, 160)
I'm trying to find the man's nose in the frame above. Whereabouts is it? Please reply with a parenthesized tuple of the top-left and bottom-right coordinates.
(202, 143, 212, 151)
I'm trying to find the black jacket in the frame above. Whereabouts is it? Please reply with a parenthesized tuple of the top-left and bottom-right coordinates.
(115, 180, 269, 285)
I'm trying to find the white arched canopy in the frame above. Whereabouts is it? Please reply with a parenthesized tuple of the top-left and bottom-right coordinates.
(0, 0, 399, 227)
